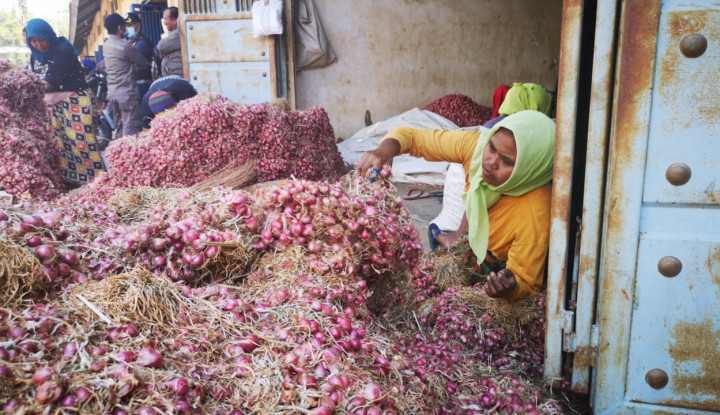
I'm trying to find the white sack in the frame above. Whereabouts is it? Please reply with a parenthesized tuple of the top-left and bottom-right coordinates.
(252, 0, 283, 38)
(338, 108, 459, 186)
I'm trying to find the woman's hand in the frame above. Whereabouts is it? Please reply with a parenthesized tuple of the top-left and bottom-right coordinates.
(357, 139, 401, 178)
(41, 80, 54, 92)
(435, 231, 462, 248)
(484, 268, 517, 298)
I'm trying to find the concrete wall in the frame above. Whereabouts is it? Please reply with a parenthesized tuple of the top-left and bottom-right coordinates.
(294, 0, 563, 140)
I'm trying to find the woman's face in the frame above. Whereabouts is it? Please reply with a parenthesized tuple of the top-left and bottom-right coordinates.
(29, 37, 50, 53)
(481, 128, 517, 186)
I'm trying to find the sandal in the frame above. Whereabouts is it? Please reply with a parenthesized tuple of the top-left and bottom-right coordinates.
(427, 223, 441, 251)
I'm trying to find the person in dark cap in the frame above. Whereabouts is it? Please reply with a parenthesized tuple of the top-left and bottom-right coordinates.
(140, 75, 197, 129)
(124, 12, 155, 102)
(102, 12, 150, 137)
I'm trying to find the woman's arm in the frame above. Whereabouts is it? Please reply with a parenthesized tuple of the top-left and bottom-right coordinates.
(358, 127, 479, 178)
(357, 138, 401, 177)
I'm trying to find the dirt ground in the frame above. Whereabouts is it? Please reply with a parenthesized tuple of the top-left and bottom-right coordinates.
(391, 181, 445, 253)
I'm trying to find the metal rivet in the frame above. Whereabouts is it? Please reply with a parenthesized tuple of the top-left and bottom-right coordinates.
(223, 0, 228, 3)
(665, 163, 691, 186)
(646, 369, 669, 390)
(191, 54, 195, 59)
(658, 256, 682, 277)
(189, 25, 194, 30)
(680, 33, 707, 58)
(261, 51, 266, 56)
(262, 72, 267, 77)
(193, 75, 198, 80)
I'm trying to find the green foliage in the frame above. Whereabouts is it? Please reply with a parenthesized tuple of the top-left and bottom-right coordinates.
(0, 9, 24, 47)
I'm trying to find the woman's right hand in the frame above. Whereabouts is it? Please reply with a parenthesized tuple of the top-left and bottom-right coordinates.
(357, 139, 401, 178)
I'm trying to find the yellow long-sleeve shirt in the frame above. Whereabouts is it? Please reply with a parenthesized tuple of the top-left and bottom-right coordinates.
(384, 127, 551, 300)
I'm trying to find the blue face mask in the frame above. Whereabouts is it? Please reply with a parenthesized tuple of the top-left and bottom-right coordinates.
(126, 26, 136, 39)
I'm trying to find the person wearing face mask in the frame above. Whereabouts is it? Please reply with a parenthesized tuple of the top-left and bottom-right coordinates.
(124, 13, 155, 102)
(358, 111, 555, 301)
(102, 13, 150, 138)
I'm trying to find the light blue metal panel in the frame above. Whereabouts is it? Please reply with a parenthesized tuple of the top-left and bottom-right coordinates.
(185, 19, 271, 63)
(642, 8, 720, 205)
(189, 61, 273, 103)
(594, 0, 720, 413)
(627, 206, 720, 410)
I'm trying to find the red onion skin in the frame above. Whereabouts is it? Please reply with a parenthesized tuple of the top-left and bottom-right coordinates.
(34, 244, 54, 259)
(31, 367, 53, 385)
(63, 342, 78, 358)
(25, 235, 42, 247)
(75, 387, 91, 402)
(61, 394, 76, 407)
(136, 347, 164, 367)
(164, 377, 190, 396)
(35, 380, 63, 404)
(2, 398, 19, 411)
(113, 351, 136, 363)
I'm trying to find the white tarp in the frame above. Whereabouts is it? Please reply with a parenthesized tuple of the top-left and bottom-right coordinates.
(337, 108, 459, 185)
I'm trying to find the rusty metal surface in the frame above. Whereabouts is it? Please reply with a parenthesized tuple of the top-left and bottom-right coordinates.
(592, 0, 660, 413)
(643, 9, 720, 205)
(569, 0, 618, 394)
(621, 8, 720, 411)
(594, 1, 720, 414)
(544, 0, 583, 387)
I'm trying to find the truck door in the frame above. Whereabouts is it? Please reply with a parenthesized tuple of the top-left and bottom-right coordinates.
(179, 0, 293, 105)
(546, 1, 720, 413)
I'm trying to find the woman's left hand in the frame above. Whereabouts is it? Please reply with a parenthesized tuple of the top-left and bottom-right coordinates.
(484, 268, 517, 298)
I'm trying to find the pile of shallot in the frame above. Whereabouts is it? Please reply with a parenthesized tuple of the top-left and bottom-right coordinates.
(423, 93, 494, 127)
(100, 95, 347, 190)
(0, 60, 65, 199)
(0, 169, 588, 414)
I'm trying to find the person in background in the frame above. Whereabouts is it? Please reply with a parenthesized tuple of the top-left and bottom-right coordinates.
(483, 82, 552, 128)
(491, 85, 511, 120)
(81, 58, 96, 77)
(25, 18, 106, 187)
(124, 12, 155, 101)
(102, 13, 150, 138)
(157, 7, 184, 78)
(140, 75, 197, 129)
(358, 111, 555, 301)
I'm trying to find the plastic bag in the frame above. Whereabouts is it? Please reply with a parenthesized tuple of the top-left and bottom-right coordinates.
(252, 0, 283, 38)
(294, 0, 336, 71)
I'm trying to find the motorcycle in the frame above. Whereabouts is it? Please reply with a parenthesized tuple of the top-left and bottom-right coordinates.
(85, 66, 115, 151)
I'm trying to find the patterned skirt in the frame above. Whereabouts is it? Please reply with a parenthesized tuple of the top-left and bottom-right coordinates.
(46, 88, 107, 185)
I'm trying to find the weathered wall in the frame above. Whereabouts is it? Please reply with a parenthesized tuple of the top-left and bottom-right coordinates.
(294, 0, 563, 139)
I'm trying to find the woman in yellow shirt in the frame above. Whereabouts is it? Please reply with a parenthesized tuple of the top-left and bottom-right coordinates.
(358, 111, 555, 301)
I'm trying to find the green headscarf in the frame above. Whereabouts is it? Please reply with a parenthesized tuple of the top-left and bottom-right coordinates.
(498, 83, 552, 116)
(463, 110, 555, 259)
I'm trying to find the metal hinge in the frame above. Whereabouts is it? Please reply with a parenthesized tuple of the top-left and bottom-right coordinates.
(561, 312, 600, 367)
